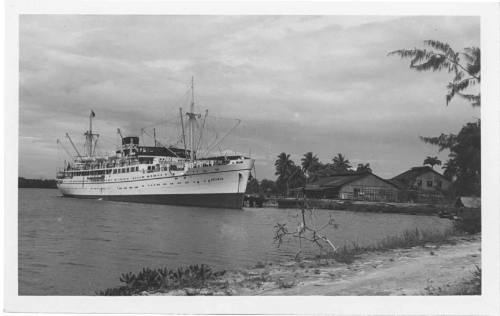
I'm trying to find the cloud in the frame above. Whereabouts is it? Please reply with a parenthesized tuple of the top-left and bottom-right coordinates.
(19, 15, 480, 180)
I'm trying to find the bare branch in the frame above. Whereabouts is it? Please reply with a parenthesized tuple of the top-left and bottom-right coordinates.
(273, 195, 338, 260)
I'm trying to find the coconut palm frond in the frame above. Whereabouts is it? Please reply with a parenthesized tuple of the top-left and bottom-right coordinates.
(446, 77, 480, 105)
(410, 53, 449, 72)
(424, 40, 456, 57)
(457, 93, 481, 107)
(390, 40, 480, 107)
(387, 48, 420, 58)
(462, 47, 481, 78)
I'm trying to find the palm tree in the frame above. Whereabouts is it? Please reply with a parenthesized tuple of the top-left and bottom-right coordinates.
(356, 163, 372, 173)
(331, 153, 352, 173)
(301, 152, 320, 179)
(274, 152, 295, 196)
(287, 165, 306, 191)
(275, 152, 294, 178)
(423, 156, 442, 169)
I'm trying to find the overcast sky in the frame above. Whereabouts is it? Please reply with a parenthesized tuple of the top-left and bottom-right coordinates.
(19, 15, 480, 180)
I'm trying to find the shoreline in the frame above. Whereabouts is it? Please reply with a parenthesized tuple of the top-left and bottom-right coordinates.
(160, 234, 481, 296)
(162, 234, 481, 296)
(99, 233, 480, 296)
(273, 198, 466, 216)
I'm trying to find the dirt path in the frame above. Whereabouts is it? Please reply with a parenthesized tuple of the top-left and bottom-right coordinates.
(257, 235, 481, 295)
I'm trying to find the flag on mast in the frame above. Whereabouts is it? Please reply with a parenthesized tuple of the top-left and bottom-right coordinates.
(90, 110, 95, 117)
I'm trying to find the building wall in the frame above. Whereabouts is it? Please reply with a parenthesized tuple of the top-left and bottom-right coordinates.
(412, 171, 451, 191)
(338, 174, 398, 201)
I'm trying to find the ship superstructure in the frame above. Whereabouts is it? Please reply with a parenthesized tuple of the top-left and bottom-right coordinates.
(56, 79, 254, 209)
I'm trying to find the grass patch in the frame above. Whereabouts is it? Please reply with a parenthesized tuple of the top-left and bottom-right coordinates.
(375, 228, 453, 249)
(425, 265, 481, 295)
(96, 264, 224, 296)
(453, 265, 481, 295)
(330, 228, 456, 264)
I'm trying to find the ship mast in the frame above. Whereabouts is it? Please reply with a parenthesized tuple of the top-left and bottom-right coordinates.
(117, 128, 123, 157)
(153, 128, 157, 147)
(179, 108, 187, 157)
(84, 110, 99, 157)
(185, 77, 200, 162)
(190, 77, 195, 161)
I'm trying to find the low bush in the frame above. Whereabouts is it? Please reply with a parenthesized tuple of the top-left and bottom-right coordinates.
(331, 245, 358, 264)
(325, 228, 455, 265)
(456, 265, 481, 295)
(454, 214, 481, 234)
(96, 264, 224, 296)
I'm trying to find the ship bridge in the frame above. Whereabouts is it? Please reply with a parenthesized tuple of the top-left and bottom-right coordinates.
(117, 136, 189, 159)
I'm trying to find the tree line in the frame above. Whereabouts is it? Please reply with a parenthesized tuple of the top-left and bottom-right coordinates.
(246, 152, 372, 196)
(18, 177, 57, 189)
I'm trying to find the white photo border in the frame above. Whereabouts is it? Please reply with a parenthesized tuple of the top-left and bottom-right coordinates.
(3, 1, 499, 315)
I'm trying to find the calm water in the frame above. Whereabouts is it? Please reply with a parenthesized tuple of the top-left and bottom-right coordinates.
(19, 188, 452, 295)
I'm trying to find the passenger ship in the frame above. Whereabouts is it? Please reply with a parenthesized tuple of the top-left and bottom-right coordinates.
(56, 80, 254, 209)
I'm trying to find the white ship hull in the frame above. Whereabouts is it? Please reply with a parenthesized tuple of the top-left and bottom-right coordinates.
(57, 159, 254, 209)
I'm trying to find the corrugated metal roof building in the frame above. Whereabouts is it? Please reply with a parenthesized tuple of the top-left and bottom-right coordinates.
(303, 172, 400, 202)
